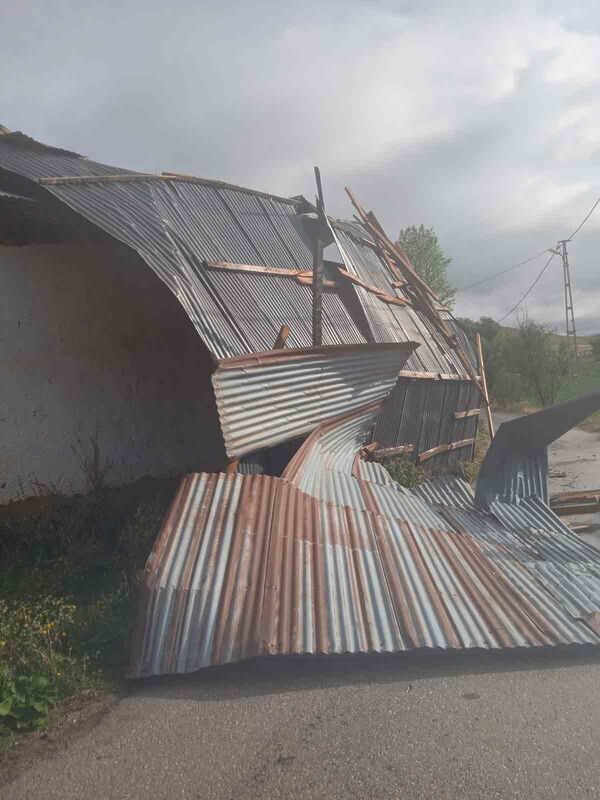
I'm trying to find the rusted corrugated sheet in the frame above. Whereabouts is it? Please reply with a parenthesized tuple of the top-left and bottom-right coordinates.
(130, 393, 600, 677)
(130, 466, 600, 677)
(212, 343, 418, 458)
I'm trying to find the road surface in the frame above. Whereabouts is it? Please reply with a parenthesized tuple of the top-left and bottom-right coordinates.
(2, 414, 599, 800)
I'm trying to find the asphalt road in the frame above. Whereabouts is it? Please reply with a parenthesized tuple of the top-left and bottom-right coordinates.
(2, 414, 599, 800)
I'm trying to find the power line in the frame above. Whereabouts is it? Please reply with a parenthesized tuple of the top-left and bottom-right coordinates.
(480, 194, 599, 322)
(456, 249, 549, 293)
(568, 195, 600, 239)
(496, 251, 557, 323)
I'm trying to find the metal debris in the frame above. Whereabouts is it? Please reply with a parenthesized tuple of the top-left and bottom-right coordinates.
(475, 390, 600, 509)
(0, 131, 484, 466)
(129, 389, 600, 678)
(212, 342, 418, 458)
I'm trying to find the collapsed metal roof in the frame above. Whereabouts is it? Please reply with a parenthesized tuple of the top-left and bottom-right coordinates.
(0, 129, 482, 466)
(129, 358, 600, 677)
(2, 129, 599, 678)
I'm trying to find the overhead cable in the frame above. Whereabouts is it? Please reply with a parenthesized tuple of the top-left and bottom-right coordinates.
(456, 249, 549, 293)
(495, 252, 557, 323)
(568, 196, 600, 240)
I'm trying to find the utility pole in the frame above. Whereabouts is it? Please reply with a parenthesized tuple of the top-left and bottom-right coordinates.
(557, 239, 578, 375)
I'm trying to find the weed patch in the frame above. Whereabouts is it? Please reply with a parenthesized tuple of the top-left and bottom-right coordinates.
(0, 477, 175, 742)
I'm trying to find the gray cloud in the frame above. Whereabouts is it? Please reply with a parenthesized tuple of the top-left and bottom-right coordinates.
(2, 0, 599, 333)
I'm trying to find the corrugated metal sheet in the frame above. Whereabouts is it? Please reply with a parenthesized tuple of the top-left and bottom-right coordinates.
(476, 391, 600, 509)
(281, 402, 385, 509)
(212, 343, 418, 458)
(332, 223, 470, 378)
(0, 132, 480, 468)
(411, 475, 475, 510)
(130, 391, 600, 677)
(130, 465, 600, 677)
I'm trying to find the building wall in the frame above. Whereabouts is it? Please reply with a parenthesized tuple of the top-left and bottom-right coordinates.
(0, 239, 225, 503)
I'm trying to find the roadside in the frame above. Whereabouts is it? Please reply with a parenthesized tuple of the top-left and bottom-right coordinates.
(5, 647, 600, 799)
(1, 412, 598, 792)
(0, 478, 175, 758)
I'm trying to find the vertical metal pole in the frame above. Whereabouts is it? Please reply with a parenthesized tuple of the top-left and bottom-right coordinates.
(559, 239, 578, 375)
(312, 167, 325, 347)
(476, 332, 495, 438)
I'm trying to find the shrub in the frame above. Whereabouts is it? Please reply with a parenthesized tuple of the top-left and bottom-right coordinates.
(0, 478, 174, 739)
(0, 667, 58, 730)
(382, 455, 426, 488)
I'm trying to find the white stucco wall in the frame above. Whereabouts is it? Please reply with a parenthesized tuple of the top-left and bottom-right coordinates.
(1, 239, 224, 503)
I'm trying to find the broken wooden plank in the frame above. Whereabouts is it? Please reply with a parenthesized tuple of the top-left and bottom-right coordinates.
(551, 489, 600, 504)
(453, 408, 481, 419)
(273, 324, 290, 349)
(39, 172, 301, 205)
(296, 274, 336, 288)
(373, 444, 415, 459)
(476, 332, 494, 437)
(553, 503, 600, 517)
(418, 438, 476, 462)
(204, 260, 300, 277)
(376, 293, 409, 307)
(336, 268, 409, 305)
(398, 370, 475, 382)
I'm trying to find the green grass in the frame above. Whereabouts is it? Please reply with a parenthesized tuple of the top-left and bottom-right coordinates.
(555, 361, 600, 431)
(554, 360, 600, 402)
(0, 479, 175, 747)
(493, 359, 600, 432)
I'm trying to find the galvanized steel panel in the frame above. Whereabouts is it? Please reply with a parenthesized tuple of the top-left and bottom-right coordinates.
(212, 342, 418, 458)
(411, 475, 475, 510)
(130, 463, 600, 677)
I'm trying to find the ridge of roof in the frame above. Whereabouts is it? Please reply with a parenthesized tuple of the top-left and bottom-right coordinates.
(0, 129, 301, 206)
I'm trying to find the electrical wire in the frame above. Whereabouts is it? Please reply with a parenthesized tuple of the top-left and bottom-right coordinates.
(495, 251, 557, 323)
(568, 195, 600, 240)
(455, 249, 550, 293)
(466, 194, 599, 321)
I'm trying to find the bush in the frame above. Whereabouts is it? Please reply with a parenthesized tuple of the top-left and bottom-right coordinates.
(0, 479, 174, 737)
(382, 455, 426, 488)
(0, 668, 57, 730)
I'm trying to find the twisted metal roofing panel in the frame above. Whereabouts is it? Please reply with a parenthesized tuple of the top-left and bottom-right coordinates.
(411, 475, 475, 510)
(475, 391, 600, 510)
(130, 468, 600, 677)
(0, 131, 482, 470)
(212, 342, 418, 458)
(130, 377, 600, 678)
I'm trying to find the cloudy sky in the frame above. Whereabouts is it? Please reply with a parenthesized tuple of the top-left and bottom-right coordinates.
(2, 0, 599, 332)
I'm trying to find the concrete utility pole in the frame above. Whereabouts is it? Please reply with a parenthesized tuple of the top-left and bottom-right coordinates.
(557, 239, 578, 375)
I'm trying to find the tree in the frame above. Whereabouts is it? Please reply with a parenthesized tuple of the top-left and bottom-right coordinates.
(397, 224, 456, 307)
(592, 334, 600, 362)
(501, 313, 568, 406)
